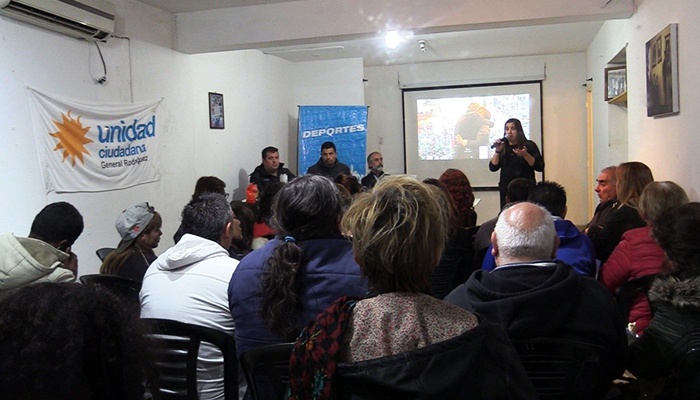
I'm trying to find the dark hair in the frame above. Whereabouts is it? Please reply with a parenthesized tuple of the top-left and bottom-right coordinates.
(528, 181, 567, 218)
(652, 203, 700, 276)
(192, 176, 226, 198)
(261, 175, 343, 339)
(438, 168, 476, 227)
(262, 146, 278, 159)
(320, 141, 336, 152)
(181, 193, 233, 243)
(0, 283, 149, 400)
(230, 203, 255, 251)
(257, 182, 285, 224)
(506, 178, 535, 203)
(423, 178, 461, 235)
(504, 118, 526, 148)
(29, 202, 84, 246)
(101, 211, 162, 276)
(334, 173, 362, 195)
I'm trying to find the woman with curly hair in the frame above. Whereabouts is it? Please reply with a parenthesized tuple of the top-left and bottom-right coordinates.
(439, 168, 477, 227)
(228, 175, 367, 357)
(0, 282, 150, 400)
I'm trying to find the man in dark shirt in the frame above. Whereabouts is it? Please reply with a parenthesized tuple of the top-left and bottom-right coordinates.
(249, 146, 296, 191)
(306, 141, 350, 179)
(361, 151, 384, 189)
(584, 166, 618, 234)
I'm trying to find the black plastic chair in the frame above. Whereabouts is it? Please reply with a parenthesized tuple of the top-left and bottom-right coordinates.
(96, 247, 116, 261)
(511, 338, 613, 400)
(240, 343, 294, 400)
(142, 318, 238, 400)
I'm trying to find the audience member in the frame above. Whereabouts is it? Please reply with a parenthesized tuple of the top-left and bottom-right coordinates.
(481, 181, 597, 277)
(287, 176, 536, 400)
(627, 203, 700, 399)
(334, 172, 362, 195)
(587, 161, 653, 263)
(584, 166, 618, 232)
(252, 181, 284, 241)
(229, 175, 367, 358)
(100, 202, 162, 282)
(360, 151, 384, 189)
(446, 202, 627, 394)
(439, 168, 477, 227)
(0, 202, 83, 290)
(600, 182, 689, 336)
(140, 193, 240, 400)
(229, 203, 255, 260)
(249, 146, 296, 192)
(173, 176, 227, 243)
(474, 178, 534, 255)
(424, 178, 477, 298)
(0, 282, 148, 400)
(306, 141, 351, 179)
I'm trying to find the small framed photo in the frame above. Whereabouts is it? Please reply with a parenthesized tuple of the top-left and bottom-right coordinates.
(209, 92, 224, 129)
(646, 23, 680, 117)
(604, 66, 627, 101)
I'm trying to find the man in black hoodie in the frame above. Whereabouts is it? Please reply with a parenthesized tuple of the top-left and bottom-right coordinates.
(446, 202, 627, 389)
(306, 141, 350, 179)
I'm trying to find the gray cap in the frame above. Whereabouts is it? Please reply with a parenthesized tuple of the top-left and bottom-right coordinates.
(115, 202, 154, 253)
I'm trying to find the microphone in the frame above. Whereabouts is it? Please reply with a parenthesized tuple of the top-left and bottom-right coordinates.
(490, 137, 506, 149)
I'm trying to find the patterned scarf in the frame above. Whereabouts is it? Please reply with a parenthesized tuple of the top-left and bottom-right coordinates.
(285, 296, 360, 400)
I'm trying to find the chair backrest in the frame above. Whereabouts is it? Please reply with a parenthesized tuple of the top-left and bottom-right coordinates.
(142, 318, 238, 400)
(240, 343, 294, 400)
(511, 338, 613, 400)
(96, 247, 116, 261)
(79, 273, 142, 306)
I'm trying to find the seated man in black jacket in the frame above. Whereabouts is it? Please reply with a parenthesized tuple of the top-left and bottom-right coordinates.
(446, 202, 627, 396)
(249, 146, 295, 191)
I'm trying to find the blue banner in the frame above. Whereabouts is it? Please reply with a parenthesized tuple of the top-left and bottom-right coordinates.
(298, 105, 367, 177)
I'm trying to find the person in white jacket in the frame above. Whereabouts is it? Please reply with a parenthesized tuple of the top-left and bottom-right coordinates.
(140, 192, 241, 400)
(0, 202, 83, 290)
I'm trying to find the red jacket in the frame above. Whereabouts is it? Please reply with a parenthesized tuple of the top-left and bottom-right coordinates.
(599, 226, 664, 334)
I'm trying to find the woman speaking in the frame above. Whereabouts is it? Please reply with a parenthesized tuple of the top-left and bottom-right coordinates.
(489, 118, 544, 208)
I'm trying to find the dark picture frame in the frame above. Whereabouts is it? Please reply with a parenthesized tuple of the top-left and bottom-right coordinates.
(209, 92, 224, 129)
(646, 23, 680, 117)
(604, 66, 627, 101)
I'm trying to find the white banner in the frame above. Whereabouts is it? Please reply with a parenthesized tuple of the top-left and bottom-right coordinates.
(28, 88, 162, 193)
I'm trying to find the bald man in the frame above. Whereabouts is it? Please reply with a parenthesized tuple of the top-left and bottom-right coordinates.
(446, 202, 627, 394)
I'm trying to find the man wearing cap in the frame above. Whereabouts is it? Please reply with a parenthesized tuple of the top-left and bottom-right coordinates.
(140, 193, 241, 400)
(100, 202, 162, 282)
(0, 202, 84, 290)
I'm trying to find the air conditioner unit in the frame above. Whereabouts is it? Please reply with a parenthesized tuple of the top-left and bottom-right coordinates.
(0, 0, 115, 41)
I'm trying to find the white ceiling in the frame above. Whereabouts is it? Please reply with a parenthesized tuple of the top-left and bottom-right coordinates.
(135, 0, 632, 66)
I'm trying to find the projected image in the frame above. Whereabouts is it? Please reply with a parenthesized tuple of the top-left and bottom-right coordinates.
(417, 94, 531, 160)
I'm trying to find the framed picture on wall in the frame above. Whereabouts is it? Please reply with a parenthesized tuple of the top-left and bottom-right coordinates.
(646, 23, 680, 117)
(604, 66, 627, 101)
(209, 92, 224, 129)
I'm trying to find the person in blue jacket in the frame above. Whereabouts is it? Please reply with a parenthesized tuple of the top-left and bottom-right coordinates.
(481, 181, 597, 277)
(228, 175, 367, 359)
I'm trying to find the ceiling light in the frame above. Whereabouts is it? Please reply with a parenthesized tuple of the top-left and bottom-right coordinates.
(386, 30, 401, 49)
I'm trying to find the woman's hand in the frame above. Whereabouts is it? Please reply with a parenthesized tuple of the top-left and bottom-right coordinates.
(513, 146, 528, 157)
(492, 139, 505, 153)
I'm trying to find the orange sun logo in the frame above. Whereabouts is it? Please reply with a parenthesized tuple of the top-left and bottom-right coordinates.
(50, 111, 93, 166)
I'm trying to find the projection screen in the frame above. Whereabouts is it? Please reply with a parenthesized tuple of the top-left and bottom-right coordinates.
(403, 81, 543, 188)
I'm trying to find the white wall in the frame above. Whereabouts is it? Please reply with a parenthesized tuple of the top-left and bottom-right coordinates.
(587, 0, 700, 201)
(364, 53, 589, 225)
(0, 5, 364, 276)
